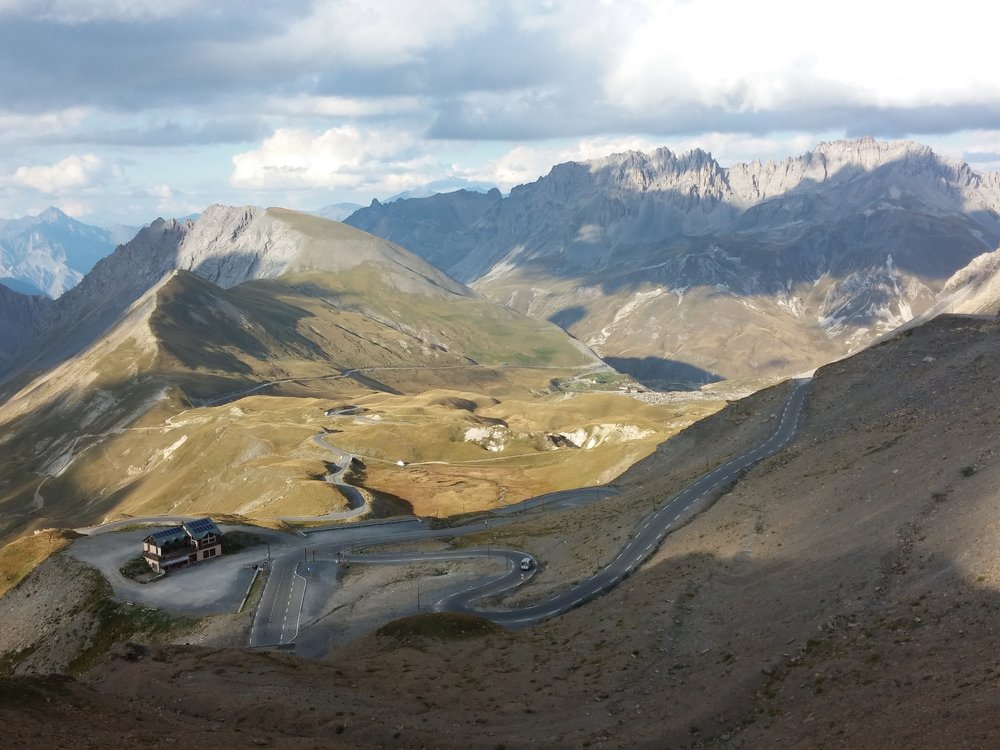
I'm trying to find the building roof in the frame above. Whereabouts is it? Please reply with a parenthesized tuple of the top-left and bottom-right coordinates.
(146, 527, 188, 546)
(144, 518, 221, 547)
(183, 517, 221, 540)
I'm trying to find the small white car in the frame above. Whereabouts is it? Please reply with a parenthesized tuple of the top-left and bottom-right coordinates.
(520, 557, 533, 571)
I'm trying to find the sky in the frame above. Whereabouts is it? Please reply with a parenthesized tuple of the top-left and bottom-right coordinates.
(2, 0, 1000, 225)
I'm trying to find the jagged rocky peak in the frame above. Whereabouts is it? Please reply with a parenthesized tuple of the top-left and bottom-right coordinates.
(342, 136, 1000, 385)
(565, 147, 730, 198)
(724, 138, 953, 206)
(563, 138, 962, 203)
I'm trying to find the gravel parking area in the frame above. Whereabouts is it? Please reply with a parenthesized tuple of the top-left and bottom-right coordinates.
(68, 525, 296, 615)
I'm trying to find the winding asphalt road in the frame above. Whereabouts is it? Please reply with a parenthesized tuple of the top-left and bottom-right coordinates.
(249, 377, 812, 644)
(274, 435, 368, 523)
(445, 376, 811, 626)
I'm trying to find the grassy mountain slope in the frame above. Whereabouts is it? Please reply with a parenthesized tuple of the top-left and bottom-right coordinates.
(0, 252, 673, 542)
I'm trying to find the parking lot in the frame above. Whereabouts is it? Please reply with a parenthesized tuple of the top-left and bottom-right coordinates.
(68, 525, 295, 615)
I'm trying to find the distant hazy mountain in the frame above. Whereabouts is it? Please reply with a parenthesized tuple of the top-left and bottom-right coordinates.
(0, 207, 130, 298)
(312, 202, 363, 222)
(104, 222, 142, 247)
(346, 138, 1000, 386)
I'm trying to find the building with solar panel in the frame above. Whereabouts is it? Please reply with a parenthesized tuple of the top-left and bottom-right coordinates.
(142, 518, 223, 573)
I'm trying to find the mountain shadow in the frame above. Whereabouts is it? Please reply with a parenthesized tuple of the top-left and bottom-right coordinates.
(603, 356, 722, 390)
(547, 305, 588, 329)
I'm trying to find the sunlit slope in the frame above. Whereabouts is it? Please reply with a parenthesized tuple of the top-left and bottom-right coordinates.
(0, 260, 604, 539)
(323, 388, 724, 517)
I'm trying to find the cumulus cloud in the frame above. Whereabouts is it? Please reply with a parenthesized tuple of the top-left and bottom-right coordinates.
(601, 0, 1000, 122)
(231, 126, 437, 195)
(12, 153, 104, 192)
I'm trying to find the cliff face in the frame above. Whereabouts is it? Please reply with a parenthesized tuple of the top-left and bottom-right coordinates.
(345, 138, 1000, 385)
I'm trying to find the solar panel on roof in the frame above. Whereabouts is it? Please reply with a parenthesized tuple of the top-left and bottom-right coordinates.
(183, 518, 220, 537)
(151, 527, 185, 540)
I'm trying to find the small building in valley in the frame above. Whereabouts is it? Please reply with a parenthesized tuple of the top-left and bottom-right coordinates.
(142, 517, 223, 573)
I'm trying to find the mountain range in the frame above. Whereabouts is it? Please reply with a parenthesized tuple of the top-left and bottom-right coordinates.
(346, 137, 1000, 386)
(7, 137, 1000, 536)
(0, 207, 135, 299)
(6, 141, 1000, 747)
(8, 137, 1000, 388)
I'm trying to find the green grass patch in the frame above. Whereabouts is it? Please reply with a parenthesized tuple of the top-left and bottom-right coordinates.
(0, 529, 78, 598)
(0, 644, 39, 675)
(220, 530, 266, 554)
(376, 612, 501, 642)
(0, 674, 75, 708)
(118, 556, 154, 582)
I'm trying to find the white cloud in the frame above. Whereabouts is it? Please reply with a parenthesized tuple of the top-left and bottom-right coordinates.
(12, 154, 104, 192)
(231, 126, 437, 194)
(603, 0, 1000, 116)
(263, 95, 425, 120)
(8, 0, 1000, 224)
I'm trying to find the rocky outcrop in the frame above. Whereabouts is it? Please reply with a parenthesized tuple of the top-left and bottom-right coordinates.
(903, 246, 1000, 324)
